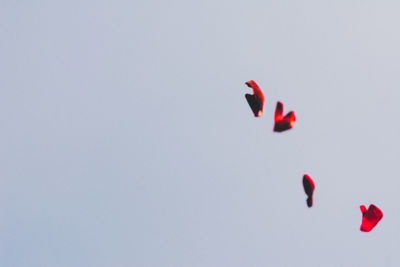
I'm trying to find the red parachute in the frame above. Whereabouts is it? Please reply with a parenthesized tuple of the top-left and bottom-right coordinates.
(360, 204, 383, 232)
(302, 174, 315, 207)
(274, 101, 296, 132)
(245, 80, 265, 117)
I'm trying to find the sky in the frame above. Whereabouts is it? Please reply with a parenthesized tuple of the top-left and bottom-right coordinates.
(1, 0, 400, 266)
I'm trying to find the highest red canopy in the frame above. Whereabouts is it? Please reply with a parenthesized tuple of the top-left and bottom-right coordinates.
(360, 204, 383, 232)
(245, 80, 265, 117)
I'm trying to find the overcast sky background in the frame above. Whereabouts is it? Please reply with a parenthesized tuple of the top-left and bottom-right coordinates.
(1, 0, 400, 266)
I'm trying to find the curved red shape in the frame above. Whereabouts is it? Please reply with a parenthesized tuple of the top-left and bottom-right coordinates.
(274, 101, 296, 132)
(302, 174, 315, 207)
(245, 80, 265, 117)
(360, 204, 383, 232)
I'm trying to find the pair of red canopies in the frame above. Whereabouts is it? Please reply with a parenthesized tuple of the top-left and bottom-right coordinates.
(245, 80, 296, 132)
(245, 80, 383, 232)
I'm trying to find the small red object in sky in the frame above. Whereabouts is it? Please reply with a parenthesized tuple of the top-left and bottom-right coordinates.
(274, 101, 296, 132)
(245, 80, 265, 117)
(303, 174, 315, 207)
(360, 204, 383, 232)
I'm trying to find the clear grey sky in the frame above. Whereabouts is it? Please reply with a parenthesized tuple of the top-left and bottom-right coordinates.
(1, 0, 400, 266)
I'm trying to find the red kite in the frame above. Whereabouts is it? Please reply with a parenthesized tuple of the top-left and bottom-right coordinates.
(245, 80, 265, 117)
(274, 101, 296, 132)
(360, 204, 383, 232)
(302, 174, 315, 207)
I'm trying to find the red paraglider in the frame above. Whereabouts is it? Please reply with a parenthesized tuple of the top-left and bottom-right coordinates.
(302, 174, 315, 207)
(360, 204, 383, 232)
(245, 80, 265, 117)
(274, 101, 296, 132)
